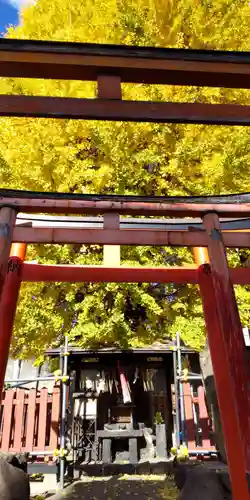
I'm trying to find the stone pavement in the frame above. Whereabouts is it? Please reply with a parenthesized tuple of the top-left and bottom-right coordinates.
(31, 475, 178, 500)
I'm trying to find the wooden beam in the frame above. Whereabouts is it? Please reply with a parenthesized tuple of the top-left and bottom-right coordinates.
(13, 226, 208, 246)
(2, 95, 250, 125)
(2, 39, 250, 88)
(224, 231, 250, 246)
(10, 225, 250, 247)
(230, 267, 250, 284)
(13, 213, 250, 231)
(19, 262, 250, 285)
(21, 263, 198, 283)
(202, 213, 250, 498)
(3, 189, 250, 217)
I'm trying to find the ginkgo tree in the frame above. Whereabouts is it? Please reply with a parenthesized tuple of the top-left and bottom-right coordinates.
(1, 0, 250, 361)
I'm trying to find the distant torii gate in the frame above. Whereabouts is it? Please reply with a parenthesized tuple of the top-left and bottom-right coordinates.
(0, 39, 249, 499)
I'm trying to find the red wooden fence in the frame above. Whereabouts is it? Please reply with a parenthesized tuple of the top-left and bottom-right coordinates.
(0, 387, 60, 453)
(0, 383, 215, 456)
(182, 381, 216, 452)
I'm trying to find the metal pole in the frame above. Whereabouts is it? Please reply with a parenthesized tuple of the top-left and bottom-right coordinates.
(59, 336, 68, 490)
(59, 346, 64, 434)
(70, 369, 76, 472)
(173, 347, 180, 448)
(5, 376, 71, 384)
(29, 451, 55, 456)
(188, 449, 217, 456)
(177, 375, 203, 381)
(36, 364, 41, 392)
(176, 332, 186, 446)
(190, 384, 198, 446)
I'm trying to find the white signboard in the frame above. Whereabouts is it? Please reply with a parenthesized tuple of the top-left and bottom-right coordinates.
(243, 327, 250, 347)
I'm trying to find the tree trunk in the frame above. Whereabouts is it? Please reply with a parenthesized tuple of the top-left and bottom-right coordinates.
(199, 342, 227, 463)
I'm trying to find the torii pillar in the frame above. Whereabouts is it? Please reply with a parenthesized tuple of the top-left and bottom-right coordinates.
(0, 243, 27, 397)
(194, 213, 250, 500)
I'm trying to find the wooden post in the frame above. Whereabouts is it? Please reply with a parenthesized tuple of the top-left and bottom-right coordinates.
(0, 243, 26, 398)
(199, 212, 250, 499)
(103, 213, 120, 266)
(97, 75, 122, 100)
(97, 75, 122, 270)
(193, 245, 227, 461)
(0, 207, 16, 300)
(192, 247, 209, 266)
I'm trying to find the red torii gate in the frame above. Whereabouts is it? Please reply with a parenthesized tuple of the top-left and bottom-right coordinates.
(0, 39, 249, 499)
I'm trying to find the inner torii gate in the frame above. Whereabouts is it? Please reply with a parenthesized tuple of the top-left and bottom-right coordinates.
(0, 39, 250, 499)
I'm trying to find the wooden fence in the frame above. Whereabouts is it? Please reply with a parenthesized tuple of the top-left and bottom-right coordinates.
(182, 382, 216, 452)
(0, 383, 215, 456)
(0, 387, 60, 453)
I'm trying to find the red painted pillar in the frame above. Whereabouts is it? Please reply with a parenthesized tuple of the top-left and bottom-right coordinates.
(197, 214, 250, 500)
(0, 243, 27, 398)
(192, 247, 209, 266)
(0, 207, 16, 301)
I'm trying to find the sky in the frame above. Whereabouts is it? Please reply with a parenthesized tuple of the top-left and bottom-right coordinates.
(0, 0, 20, 36)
